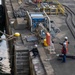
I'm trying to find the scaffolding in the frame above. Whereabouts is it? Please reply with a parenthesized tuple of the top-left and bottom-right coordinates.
(39, 0, 65, 15)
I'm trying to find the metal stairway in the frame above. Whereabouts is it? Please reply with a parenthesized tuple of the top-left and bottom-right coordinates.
(14, 39, 30, 75)
(16, 50, 29, 75)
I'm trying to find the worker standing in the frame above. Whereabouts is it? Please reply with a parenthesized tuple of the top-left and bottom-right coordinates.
(59, 37, 69, 62)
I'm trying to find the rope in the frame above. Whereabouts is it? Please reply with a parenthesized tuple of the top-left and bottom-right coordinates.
(0, 30, 17, 41)
(0, 37, 16, 41)
(0, 31, 9, 37)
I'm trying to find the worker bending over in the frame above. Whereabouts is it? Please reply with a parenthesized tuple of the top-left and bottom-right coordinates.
(30, 44, 39, 58)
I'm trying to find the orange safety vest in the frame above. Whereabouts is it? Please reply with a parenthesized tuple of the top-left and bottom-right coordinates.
(61, 40, 68, 54)
(66, 40, 68, 52)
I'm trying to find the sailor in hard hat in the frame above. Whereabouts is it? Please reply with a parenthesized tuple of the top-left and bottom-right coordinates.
(59, 36, 69, 62)
(30, 44, 39, 57)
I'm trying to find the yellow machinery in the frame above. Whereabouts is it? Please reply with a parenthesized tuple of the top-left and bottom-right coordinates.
(56, 0, 65, 15)
(40, 3, 50, 15)
(39, 0, 65, 15)
(40, 3, 59, 15)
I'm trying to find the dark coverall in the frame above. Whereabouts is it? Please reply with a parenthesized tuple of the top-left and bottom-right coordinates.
(31, 47, 39, 57)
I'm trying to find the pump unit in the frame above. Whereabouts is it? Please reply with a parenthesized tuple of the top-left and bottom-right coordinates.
(26, 11, 51, 32)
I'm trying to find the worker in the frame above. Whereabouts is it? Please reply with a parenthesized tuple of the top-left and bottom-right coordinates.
(59, 36, 69, 62)
(30, 44, 39, 57)
(0, 57, 3, 61)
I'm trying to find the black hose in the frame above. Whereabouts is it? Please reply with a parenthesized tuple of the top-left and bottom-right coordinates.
(64, 5, 75, 39)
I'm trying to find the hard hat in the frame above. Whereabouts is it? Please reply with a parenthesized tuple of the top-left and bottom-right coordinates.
(64, 37, 68, 40)
(35, 44, 38, 47)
